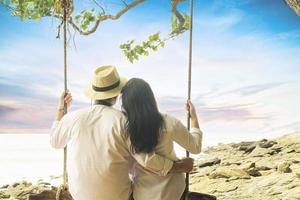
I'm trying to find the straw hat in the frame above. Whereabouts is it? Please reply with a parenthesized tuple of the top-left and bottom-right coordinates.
(84, 65, 127, 100)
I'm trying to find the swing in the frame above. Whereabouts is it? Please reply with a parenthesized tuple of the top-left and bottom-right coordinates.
(180, 1, 216, 200)
(29, 0, 73, 200)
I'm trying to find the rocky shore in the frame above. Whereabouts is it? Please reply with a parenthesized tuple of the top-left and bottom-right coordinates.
(190, 132, 300, 200)
(1, 132, 299, 200)
(0, 179, 72, 200)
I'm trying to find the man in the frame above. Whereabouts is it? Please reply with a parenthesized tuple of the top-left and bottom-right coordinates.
(50, 65, 193, 200)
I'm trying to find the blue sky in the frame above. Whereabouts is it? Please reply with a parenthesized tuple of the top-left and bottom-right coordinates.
(0, 0, 300, 146)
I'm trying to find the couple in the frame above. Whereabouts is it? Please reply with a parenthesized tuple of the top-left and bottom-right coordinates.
(50, 65, 203, 200)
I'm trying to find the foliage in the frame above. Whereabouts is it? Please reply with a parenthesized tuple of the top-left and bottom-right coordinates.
(120, 32, 166, 63)
(74, 9, 98, 31)
(1, 0, 190, 63)
(2, 0, 56, 20)
(120, 12, 190, 63)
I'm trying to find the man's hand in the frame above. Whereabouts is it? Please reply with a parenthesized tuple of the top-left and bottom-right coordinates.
(56, 90, 72, 121)
(169, 157, 194, 173)
(58, 90, 72, 109)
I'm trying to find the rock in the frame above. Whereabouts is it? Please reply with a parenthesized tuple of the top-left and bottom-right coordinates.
(277, 162, 292, 173)
(249, 147, 270, 157)
(291, 159, 300, 164)
(12, 182, 20, 187)
(246, 168, 262, 177)
(0, 192, 10, 198)
(208, 167, 251, 179)
(285, 149, 296, 153)
(0, 184, 9, 189)
(256, 166, 272, 171)
(240, 162, 256, 170)
(198, 158, 221, 168)
(233, 141, 257, 154)
(215, 185, 238, 193)
(260, 170, 274, 176)
(294, 168, 300, 178)
(0, 181, 73, 200)
(282, 187, 300, 199)
(227, 176, 240, 181)
(222, 161, 241, 166)
(258, 140, 277, 148)
(238, 144, 257, 153)
(257, 176, 278, 187)
(249, 146, 281, 157)
(37, 182, 51, 186)
(28, 189, 73, 200)
(189, 132, 300, 199)
(231, 141, 255, 148)
(196, 165, 219, 177)
(268, 147, 282, 155)
(267, 187, 282, 195)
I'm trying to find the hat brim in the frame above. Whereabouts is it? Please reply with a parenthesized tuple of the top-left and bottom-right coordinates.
(84, 77, 127, 100)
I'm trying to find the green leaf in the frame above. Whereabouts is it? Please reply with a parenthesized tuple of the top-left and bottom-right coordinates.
(152, 32, 160, 41)
(171, 14, 178, 32)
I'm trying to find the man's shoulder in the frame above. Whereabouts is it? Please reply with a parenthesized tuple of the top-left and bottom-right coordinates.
(67, 107, 89, 117)
(60, 108, 88, 122)
(107, 107, 124, 115)
(65, 106, 126, 122)
(106, 107, 126, 122)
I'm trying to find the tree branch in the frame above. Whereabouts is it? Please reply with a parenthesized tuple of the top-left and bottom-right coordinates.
(91, 0, 105, 14)
(120, 0, 128, 6)
(171, 0, 187, 34)
(68, 0, 146, 35)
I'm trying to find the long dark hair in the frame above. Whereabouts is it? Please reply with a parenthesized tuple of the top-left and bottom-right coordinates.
(121, 78, 164, 153)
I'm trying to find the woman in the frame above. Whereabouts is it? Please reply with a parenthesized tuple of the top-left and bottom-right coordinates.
(121, 78, 203, 200)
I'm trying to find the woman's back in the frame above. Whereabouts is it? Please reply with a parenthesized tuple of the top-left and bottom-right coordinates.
(131, 114, 202, 200)
(121, 78, 203, 200)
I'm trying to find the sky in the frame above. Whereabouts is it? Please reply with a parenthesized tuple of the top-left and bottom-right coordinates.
(0, 0, 300, 146)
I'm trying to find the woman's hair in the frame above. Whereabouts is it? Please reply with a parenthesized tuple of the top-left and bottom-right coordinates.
(121, 78, 164, 154)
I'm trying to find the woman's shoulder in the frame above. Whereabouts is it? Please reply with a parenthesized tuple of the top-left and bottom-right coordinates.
(161, 113, 181, 130)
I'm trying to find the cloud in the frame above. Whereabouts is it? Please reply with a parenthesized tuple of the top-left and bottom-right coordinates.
(158, 95, 270, 123)
(217, 82, 286, 97)
(0, 104, 17, 118)
(200, 104, 270, 122)
(197, 9, 244, 31)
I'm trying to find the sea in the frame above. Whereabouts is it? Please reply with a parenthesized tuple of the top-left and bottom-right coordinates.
(0, 134, 209, 186)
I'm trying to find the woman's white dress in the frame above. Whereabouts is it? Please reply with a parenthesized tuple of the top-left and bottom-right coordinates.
(130, 114, 203, 200)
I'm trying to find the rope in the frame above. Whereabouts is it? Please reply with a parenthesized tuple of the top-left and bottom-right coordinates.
(184, 0, 194, 199)
(56, 0, 69, 199)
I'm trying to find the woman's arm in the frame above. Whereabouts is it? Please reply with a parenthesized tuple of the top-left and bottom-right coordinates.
(131, 152, 194, 176)
(187, 100, 200, 129)
(172, 100, 203, 154)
